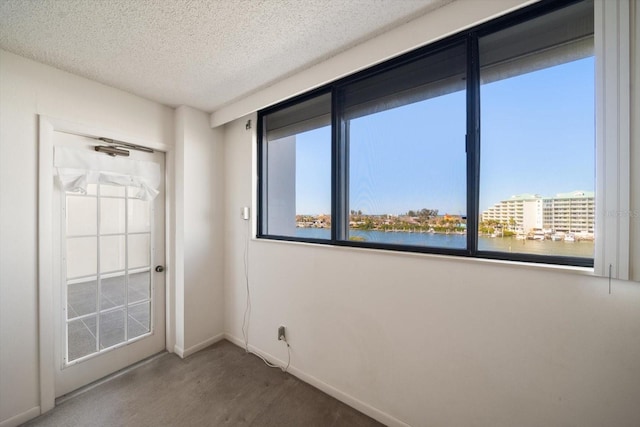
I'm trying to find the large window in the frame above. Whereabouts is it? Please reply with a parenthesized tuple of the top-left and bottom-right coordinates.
(260, 93, 332, 239)
(258, 0, 595, 267)
(478, 0, 594, 261)
(342, 42, 467, 249)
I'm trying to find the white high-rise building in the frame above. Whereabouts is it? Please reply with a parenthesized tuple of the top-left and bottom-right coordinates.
(481, 193, 542, 232)
(543, 191, 595, 233)
(482, 191, 594, 233)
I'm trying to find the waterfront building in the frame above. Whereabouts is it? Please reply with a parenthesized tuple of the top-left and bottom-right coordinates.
(481, 193, 543, 233)
(543, 191, 595, 233)
(482, 190, 595, 233)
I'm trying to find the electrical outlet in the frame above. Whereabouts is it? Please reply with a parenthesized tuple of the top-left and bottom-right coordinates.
(278, 326, 286, 341)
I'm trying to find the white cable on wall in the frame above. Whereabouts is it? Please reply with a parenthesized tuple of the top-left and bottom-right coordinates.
(241, 211, 290, 373)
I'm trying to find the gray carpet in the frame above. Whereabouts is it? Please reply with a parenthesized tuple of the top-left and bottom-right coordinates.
(22, 340, 385, 427)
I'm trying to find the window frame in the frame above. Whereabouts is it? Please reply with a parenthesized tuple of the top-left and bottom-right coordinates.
(257, 0, 596, 268)
(257, 86, 334, 245)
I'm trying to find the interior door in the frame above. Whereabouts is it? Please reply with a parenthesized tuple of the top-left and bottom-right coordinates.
(53, 131, 166, 397)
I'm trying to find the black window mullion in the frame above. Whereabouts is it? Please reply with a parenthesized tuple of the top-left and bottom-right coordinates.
(333, 87, 349, 242)
(256, 114, 266, 236)
(331, 87, 339, 242)
(466, 34, 481, 256)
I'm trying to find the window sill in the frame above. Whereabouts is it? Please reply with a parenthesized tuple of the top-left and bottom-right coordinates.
(252, 236, 595, 277)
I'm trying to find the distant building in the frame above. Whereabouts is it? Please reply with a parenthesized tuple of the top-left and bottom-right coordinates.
(481, 193, 543, 232)
(482, 191, 594, 233)
(543, 191, 595, 233)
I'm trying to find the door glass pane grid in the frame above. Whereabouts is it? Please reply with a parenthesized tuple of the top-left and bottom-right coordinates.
(67, 277, 97, 319)
(64, 183, 153, 365)
(128, 301, 151, 340)
(66, 195, 97, 237)
(65, 183, 98, 196)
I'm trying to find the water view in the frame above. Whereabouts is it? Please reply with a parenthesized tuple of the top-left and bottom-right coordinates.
(295, 228, 594, 258)
(277, 53, 596, 263)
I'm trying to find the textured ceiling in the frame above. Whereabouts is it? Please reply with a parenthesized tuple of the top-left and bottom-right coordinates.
(0, 0, 448, 112)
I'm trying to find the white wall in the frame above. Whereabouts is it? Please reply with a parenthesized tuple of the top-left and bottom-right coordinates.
(0, 51, 225, 426)
(223, 114, 640, 427)
(223, 115, 256, 346)
(221, 1, 640, 425)
(1, 0, 638, 426)
(0, 50, 173, 425)
(211, 0, 538, 127)
(174, 106, 225, 356)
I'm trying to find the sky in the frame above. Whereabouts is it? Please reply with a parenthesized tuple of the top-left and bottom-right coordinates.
(293, 56, 595, 216)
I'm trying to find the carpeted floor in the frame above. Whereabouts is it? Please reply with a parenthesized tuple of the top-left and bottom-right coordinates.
(22, 340, 384, 427)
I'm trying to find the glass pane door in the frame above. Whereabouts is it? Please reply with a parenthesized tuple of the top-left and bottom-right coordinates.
(64, 183, 153, 364)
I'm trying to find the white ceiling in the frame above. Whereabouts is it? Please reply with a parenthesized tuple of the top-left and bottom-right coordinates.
(0, 0, 448, 113)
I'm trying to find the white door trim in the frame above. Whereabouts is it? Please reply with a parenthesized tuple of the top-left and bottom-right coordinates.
(37, 115, 175, 414)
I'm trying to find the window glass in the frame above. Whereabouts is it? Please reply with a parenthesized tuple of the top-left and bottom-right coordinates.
(128, 302, 150, 339)
(64, 181, 156, 364)
(99, 309, 126, 348)
(342, 43, 467, 249)
(128, 199, 151, 233)
(67, 317, 96, 361)
(128, 234, 150, 268)
(478, 0, 594, 259)
(66, 196, 96, 236)
(67, 280, 97, 319)
(100, 198, 125, 234)
(66, 237, 97, 278)
(262, 93, 332, 238)
(257, 0, 596, 267)
(100, 235, 126, 272)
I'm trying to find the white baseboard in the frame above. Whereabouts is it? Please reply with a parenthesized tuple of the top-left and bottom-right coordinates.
(0, 406, 41, 427)
(174, 333, 225, 359)
(173, 344, 184, 357)
(223, 333, 410, 427)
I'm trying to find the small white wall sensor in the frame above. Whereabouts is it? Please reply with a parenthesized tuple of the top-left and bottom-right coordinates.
(241, 206, 250, 220)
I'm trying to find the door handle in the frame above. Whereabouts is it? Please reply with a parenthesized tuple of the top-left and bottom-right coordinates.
(155, 265, 165, 273)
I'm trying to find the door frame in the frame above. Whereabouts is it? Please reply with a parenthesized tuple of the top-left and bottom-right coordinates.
(38, 115, 175, 413)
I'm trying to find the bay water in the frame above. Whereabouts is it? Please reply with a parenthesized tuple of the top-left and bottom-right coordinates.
(295, 228, 594, 258)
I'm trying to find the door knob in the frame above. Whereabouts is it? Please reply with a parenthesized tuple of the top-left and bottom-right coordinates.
(155, 265, 165, 272)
